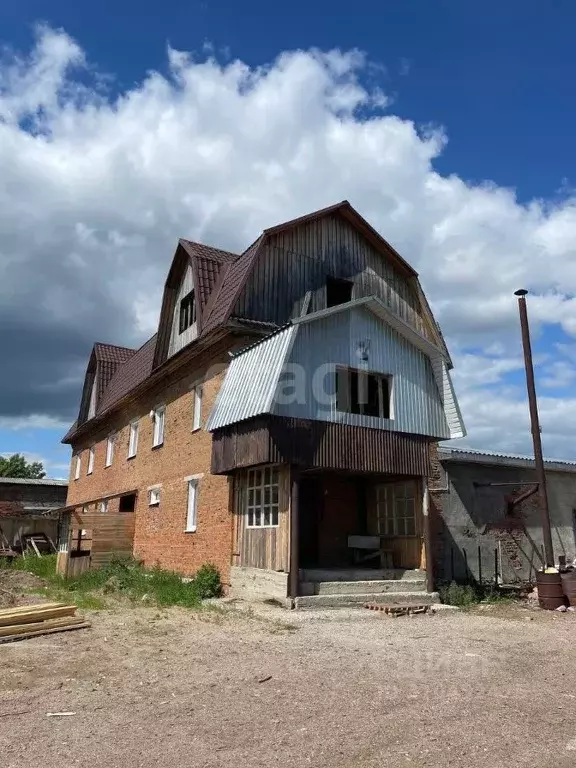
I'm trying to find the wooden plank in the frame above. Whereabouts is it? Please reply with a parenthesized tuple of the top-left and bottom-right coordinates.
(0, 621, 91, 645)
(0, 605, 76, 627)
(0, 616, 86, 638)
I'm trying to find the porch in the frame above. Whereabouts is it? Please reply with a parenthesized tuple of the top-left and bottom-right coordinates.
(228, 465, 435, 607)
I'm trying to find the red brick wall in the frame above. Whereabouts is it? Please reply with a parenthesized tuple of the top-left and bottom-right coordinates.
(66, 349, 235, 582)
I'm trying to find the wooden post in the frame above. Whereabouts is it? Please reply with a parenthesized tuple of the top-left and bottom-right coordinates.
(422, 478, 434, 593)
(289, 466, 300, 600)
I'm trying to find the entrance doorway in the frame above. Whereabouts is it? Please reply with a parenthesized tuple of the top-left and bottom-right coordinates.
(371, 480, 423, 569)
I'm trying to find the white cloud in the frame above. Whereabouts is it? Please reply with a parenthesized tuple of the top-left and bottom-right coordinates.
(540, 360, 576, 389)
(0, 415, 71, 431)
(1, 26, 576, 457)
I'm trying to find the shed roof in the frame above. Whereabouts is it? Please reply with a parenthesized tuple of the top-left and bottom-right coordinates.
(0, 477, 68, 486)
(438, 447, 576, 473)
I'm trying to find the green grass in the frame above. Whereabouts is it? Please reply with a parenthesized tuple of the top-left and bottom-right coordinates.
(7, 553, 59, 579)
(2, 554, 222, 610)
(438, 581, 515, 608)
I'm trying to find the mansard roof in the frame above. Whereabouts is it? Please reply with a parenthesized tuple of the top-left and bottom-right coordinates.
(63, 202, 450, 443)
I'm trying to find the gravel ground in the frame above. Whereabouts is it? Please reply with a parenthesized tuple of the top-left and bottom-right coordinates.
(1, 600, 576, 768)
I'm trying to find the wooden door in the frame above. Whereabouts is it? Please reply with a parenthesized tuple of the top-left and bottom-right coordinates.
(373, 480, 423, 569)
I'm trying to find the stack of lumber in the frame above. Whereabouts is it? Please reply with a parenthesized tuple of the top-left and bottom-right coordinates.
(0, 602, 90, 643)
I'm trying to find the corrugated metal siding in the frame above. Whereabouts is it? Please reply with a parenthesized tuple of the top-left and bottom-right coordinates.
(431, 358, 466, 439)
(168, 264, 197, 357)
(274, 308, 450, 440)
(233, 213, 435, 341)
(206, 326, 297, 431)
(211, 415, 432, 476)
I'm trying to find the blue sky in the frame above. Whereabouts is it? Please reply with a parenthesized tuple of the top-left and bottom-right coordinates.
(1, 0, 576, 476)
(3, 0, 573, 200)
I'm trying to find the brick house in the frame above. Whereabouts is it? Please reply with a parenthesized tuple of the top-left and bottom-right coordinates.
(60, 201, 465, 606)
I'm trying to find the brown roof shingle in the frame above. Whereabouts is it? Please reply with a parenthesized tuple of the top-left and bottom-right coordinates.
(179, 240, 237, 310)
(92, 343, 137, 405)
(93, 342, 136, 365)
(97, 335, 157, 415)
(201, 236, 264, 335)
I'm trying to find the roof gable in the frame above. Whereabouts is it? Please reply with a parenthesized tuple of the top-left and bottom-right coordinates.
(263, 200, 418, 279)
(152, 240, 237, 368)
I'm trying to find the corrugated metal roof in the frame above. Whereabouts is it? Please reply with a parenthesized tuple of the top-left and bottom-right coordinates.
(0, 477, 68, 486)
(438, 446, 576, 473)
(206, 325, 297, 431)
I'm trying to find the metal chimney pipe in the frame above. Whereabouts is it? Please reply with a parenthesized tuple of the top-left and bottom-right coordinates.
(514, 289, 554, 568)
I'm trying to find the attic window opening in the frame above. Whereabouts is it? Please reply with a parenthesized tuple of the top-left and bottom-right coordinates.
(326, 277, 353, 308)
(179, 290, 196, 334)
(336, 366, 391, 419)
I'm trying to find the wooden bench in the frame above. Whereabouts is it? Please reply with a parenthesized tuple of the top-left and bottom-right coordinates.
(348, 535, 394, 568)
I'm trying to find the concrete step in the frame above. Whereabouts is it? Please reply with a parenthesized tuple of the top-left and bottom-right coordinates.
(294, 591, 439, 609)
(300, 568, 425, 582)
(301, 579, 427, 596)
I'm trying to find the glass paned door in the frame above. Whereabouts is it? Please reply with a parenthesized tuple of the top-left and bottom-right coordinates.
(374, 480, 421, 569)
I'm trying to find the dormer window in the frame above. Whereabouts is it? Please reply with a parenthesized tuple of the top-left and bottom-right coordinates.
(179, 291, 196, 334)
(326, 277, 353, 308)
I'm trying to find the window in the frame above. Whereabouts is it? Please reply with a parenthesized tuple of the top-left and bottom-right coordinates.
(246, 467, 279, 528)
(376, 482, 417, 537)
(74, 454, 81, 480)
(152, 406, 165, 447)
(148, 487, 161, 507)
(88, 377, 97, 419)
(87, 447, 95, 475)
(99, 499, 108, 514)
(128, 421, 139, 458)
(105, 434, 115, 467)
(119, 493, 136, 513)
(192, 386, 203, 431)
(336, 367, 391, 419)
(186, 480, 198, 532)
(179, 290, 196, 334)
(326, 276, 353, 308)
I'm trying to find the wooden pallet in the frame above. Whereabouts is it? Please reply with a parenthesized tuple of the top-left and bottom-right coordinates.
(364, 603, 431, 617)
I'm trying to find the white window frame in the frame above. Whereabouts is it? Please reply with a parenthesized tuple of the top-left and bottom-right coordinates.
(148, 487, 161, 507)
(128, 420, 139, 458)
(105, 434, 115, 467)
(99, 499, 108, 514)
(152, 405, 165, 448)
(74, 454, 81, 480)
(87, 447, 95, 475)
(246, 466, 280, 528)
(192, 385, 203, 432)
(185, 479, 199, 532)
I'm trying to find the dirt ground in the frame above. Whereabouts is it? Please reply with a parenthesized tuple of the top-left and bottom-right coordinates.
(2, 598, 576, 768)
